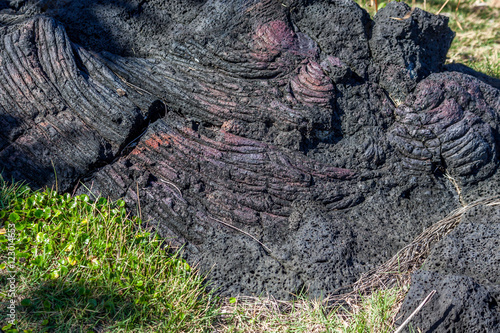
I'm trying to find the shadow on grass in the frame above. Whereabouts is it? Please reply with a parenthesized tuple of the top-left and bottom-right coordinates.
(445, 63, 500, 88)
(0, 276, 158, 333)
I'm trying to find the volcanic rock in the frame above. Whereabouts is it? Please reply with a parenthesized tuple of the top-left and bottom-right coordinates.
(397, 271, 499, 333)
(0, 0, 499, 301)
(397, 204, 500, 332)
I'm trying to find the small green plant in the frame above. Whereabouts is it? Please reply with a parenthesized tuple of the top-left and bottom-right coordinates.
(344, 288, 403, 333)
(0, 178, 30, 211)
(218, 285, 405, 333)
(0, 178, 219, 332)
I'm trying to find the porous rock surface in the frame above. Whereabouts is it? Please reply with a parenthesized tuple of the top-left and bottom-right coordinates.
(397, 271, 499, 333)
(397, 204, 500, 332)
(425, 204, 500, 287)
(0, 0, 499, 305)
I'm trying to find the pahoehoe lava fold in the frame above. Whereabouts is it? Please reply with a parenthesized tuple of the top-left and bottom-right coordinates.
(0, 15, 150, 191)
(1, 0, 499, 308)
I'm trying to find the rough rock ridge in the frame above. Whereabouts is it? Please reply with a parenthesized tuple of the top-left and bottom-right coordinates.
(0, 2, 499, 318)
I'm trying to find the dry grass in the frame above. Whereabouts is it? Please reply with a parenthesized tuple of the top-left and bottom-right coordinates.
(344, 195, 500, 298)
(446, 2, 500, 66)
(217, 295, 338, 333)
(215, 286, 405, 333)
(214, 195, 500, 332)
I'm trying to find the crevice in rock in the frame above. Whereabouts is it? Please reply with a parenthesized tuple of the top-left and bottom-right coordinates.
(71, 98, 170, 194)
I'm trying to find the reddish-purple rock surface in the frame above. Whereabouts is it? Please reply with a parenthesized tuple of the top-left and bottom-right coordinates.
(0, 4, 499, 324)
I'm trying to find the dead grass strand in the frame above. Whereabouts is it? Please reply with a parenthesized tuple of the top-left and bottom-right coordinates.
(215, 196, 500, 332)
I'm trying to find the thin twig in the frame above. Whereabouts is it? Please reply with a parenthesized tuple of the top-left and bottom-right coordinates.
(210, 216, 272, 254)
(158, 179, 183, 199)
(51, 159, 58, 194)
(393, 290, 436, 333)
(122, 124, 150, 151)
(455, 0, 463, 30)
(136, 182, 142, 221)
(444, 171, 465, 206)
(113, 72, 153, 96)
(436, 0, 450, 15)
(391, 0, 415, 21)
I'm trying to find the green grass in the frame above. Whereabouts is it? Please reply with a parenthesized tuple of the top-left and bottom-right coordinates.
(0, 178, 407, 332)
(216, 286, 406, 333)
(0, 177, 219, 332)
(467, 57, 500, 79)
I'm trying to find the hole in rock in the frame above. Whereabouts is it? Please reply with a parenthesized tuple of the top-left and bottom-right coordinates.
(488, 297, 498, 309)
(148, 100, 166, 122)
(432, 154, 448, 177)
(401, 187, 414, 199)
(191, 120, 200, 131)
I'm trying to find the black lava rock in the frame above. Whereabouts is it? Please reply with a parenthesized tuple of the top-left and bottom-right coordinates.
(0, 0, 499, 306)
(397, 271, 500, 333)
(397, 204, 500, 332)
(370, 2, 455, 101)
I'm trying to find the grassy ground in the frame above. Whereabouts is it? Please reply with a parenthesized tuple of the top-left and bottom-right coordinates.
(0, 179, 219, 332)
(215, 286, 408, 333)
(0, 179, 408, 333)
